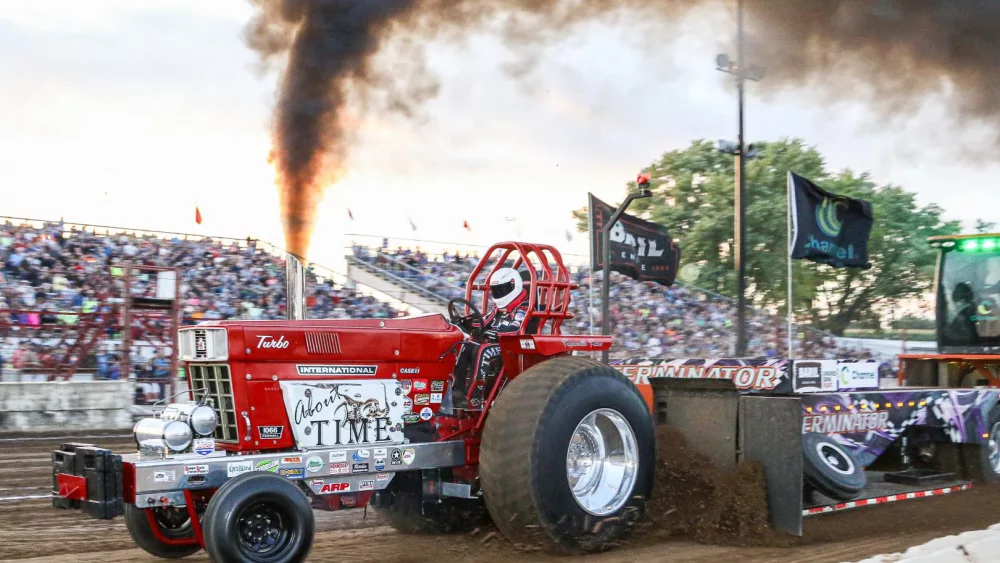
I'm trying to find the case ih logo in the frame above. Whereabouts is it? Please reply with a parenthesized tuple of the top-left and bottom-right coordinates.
(319, 482, 350, 494)
(257, 335, 290, 349)
(296, 365, 378, 376)
(258, 426, 284, 440)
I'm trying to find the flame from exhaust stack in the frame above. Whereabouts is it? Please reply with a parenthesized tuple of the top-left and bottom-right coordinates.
(244, 0, 1000, 257)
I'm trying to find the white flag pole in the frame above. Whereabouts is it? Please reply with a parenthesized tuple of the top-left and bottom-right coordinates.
(787, 171, 795, 358)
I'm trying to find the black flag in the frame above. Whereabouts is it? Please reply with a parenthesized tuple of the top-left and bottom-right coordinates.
(788, 171, 873, 269)
(588, 193, 680, 285)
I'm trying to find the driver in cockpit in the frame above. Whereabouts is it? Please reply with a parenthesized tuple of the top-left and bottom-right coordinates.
(948, 282, 980, 345)
(451, 268, 532, 409)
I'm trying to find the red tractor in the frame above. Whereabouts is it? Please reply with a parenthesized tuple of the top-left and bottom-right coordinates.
(51, 242, 656, 562)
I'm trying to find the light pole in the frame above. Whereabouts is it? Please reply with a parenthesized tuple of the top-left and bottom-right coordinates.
(715, 0, 764, 356)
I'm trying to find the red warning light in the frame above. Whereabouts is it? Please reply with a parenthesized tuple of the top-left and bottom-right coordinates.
(637, 173, 651, 186)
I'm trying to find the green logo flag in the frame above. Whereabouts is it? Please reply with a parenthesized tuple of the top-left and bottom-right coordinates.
(788, 171, 873, 269)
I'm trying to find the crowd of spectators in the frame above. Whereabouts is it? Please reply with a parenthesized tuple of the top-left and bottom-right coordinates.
(1, 220, 402, 389)
(352, 245, 879, 364)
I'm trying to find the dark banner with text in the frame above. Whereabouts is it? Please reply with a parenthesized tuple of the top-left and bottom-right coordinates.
(588, 193, 680, 285)
(788, 171, 873, 269)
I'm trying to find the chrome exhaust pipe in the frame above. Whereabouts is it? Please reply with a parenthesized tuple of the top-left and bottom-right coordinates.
(286, 254, 306, 320)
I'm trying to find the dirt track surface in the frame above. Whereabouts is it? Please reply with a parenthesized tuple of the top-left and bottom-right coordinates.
(3, 431, 1000, 563)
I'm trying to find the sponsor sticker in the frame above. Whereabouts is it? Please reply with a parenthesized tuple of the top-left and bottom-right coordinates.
(153, 470, 176, 483)
(430, 380, 445, 392)
(374, 458, 385, 471)
(352, 463, 369, 473)
(352, 449, 370, 462)
(399, 367, 420, 374)
(402, 413, 420, 424)
(359, 479, 375, 491)
(329, 461, 349, 475)
(184, 464, 209, 476)
(281, 456, 303, 465)
(390, 449, 403, 465)
(413, 380, 428, 391)
(376, 472, 390, 483)
(520, 338, 535, 350)
(374, 448, 387, 457)
(306, 456, 324, 473)
(399, 380, 412, 393)
(279, 467, 305, 479)
(419, 407, 433, 421)
(311, 479, 325, 487)
(414, 394, 430, 406)
(227, 460, 254, 478)
(296, 365, 377, 376)
(255, 459, 279, 473)
(258, 426, 284, 440)
(319, 482, 350, 494)
(430, 393, 442, 404)
(192, 437, 215, 456)
(340, 495, 357, 507)
(402, 448, 416, 466)
(329, 451, 347, 463)
(402, 398, 413, 412)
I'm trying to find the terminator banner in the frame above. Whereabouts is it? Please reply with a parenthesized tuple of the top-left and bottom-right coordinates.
(588, 193, 680, 285)
(609, 358, 793, 408)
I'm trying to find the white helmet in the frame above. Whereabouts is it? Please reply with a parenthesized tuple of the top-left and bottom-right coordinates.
(489, 267, 523, 309)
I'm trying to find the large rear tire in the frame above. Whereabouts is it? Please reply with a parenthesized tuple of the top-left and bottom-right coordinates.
(124, 504, 200, 559)
(202, 471, 314, 563)
(479, 356, 655, 554)
(963, 408, 1000, 484)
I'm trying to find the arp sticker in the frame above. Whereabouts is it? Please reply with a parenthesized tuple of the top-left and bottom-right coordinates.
(153, 470, 176, 483)
(319, 482, 350, 494)
(430, 380, 445, 392)
(402, 448, 416, 466)
(306, 456, 324, 473)
(227, 460, 253, 478)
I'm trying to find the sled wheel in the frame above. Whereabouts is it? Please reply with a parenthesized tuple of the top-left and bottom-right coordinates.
(964, 409, 1000, 484)
(479, 356, 655, 554)
(372, 472, 487, 534)
(202, 472, 314, 563)
(124, 504, 200, 559)
(802, 432, 867, 501)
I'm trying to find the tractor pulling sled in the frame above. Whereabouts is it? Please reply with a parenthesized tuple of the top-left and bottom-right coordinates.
(50, 237, 1000, 561)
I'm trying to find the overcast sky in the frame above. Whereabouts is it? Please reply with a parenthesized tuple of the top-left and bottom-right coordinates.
(2, 1, 997, 272)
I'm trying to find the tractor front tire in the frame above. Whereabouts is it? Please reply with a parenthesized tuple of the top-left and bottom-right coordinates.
(124, 504, 200, 559)
(479, 356, 655, 554)
(963, 408, 1000, 484)
(202, 471, 314, 563)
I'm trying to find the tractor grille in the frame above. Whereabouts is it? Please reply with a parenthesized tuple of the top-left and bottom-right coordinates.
(305, 332, 341, 354)
(187, 364, 238, 443)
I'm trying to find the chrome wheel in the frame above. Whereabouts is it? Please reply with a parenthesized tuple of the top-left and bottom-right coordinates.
(989, 422, 1000, 474)
(565, 408, 639, 516)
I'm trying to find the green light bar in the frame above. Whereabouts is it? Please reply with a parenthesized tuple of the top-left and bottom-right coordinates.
(984, 240, 997, 250)
(963, 240, 980, 251)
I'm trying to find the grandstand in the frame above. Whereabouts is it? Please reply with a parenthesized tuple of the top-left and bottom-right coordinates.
(1, 217, 887, 404)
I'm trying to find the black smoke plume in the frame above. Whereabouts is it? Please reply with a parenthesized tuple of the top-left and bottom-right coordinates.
(244, 0, 1000, 258)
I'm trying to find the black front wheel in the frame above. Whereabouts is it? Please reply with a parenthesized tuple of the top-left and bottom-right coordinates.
(202, 472, 315, 563)
(802, 432, 867, 501)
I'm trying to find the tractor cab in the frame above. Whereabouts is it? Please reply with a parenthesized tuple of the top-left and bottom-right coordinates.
(443, 242, 587, 409)
(899, 233, 1000, 387)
